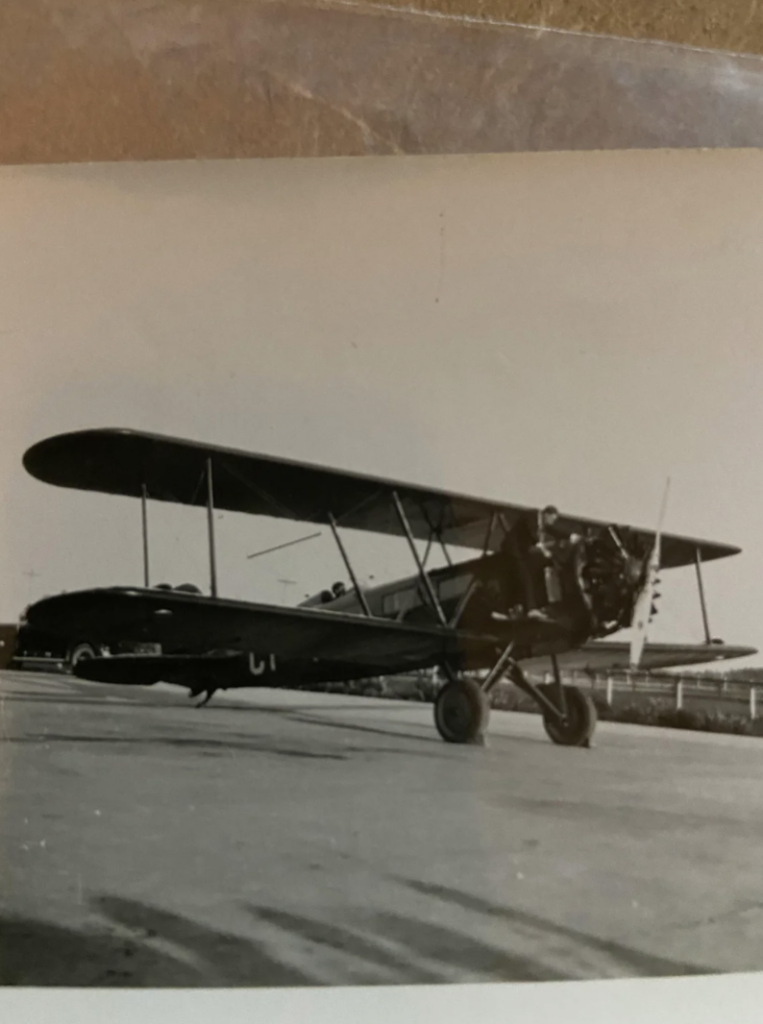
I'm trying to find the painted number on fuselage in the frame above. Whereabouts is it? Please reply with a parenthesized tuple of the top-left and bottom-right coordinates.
(248, 652, 277, 676)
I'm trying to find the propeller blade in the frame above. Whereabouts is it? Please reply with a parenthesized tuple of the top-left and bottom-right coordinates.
(630, 479, 671, 670)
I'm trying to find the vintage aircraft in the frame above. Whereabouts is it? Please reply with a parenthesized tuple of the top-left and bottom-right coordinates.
(21, 428, 755, 747)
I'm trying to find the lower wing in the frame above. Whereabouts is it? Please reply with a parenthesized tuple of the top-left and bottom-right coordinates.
(520, 640, 757, 675)
(73, 651, 399, 688)
(27, 586, 565, 675)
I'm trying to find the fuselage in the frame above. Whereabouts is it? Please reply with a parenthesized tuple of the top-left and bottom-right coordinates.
(299, 552, 487, 624)
(33, 524, 646, 695)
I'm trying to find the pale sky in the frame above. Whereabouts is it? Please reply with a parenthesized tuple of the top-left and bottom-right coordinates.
(1, 150, 762, 664)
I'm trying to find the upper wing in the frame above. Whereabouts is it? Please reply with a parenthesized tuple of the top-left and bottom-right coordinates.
(23, 428, 740, 568)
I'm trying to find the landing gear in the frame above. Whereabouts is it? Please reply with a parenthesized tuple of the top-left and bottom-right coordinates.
(434, 677, 490, 745)
(433, 641, 520, 745)
(432, 647, 598, 749)
(540, 685, 597, 747)
(509, 654, 597, 749)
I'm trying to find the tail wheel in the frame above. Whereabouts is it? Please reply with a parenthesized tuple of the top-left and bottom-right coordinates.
(68, 642, 97, 670)
(541, 685, 597, 747)
(434, 677, 490, 745)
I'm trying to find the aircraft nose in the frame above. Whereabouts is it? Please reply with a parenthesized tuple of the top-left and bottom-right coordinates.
(625, 555, 645, 585)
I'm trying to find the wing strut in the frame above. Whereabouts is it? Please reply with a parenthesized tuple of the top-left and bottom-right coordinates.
(694, 547, 712, 644)
(141, 484, 150, 588)
(206, 458, 218, 598)
(328, 513, 372, 617)
(392, 491, 447, 627)
(420, 505, 452, 567)
(482, 512, 498, 556)
(421, 531, 434, 569)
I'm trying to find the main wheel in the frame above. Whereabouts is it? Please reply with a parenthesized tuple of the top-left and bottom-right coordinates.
(434, 677, 490, 745)
(541, 685, 597, 747)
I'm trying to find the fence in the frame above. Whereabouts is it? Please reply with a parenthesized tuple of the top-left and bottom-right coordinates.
(531, 668, 760, 720)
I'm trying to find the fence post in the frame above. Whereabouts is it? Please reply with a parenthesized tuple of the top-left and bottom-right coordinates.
(750, 687, 757, 721)
(606, 674, 614, 707)
(675, 678, 684, 711)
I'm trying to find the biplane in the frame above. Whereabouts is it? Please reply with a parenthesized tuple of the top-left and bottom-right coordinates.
(21, 428, 755, 747)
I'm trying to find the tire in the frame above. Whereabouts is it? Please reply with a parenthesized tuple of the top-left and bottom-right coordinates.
(434, 677, 490, 745)
(68, 642, 97, 670)
(542, 685, 597, 747)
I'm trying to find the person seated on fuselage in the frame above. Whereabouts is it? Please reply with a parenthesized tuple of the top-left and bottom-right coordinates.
(491, 507, 568, 625)
(525, 505, 567, 622)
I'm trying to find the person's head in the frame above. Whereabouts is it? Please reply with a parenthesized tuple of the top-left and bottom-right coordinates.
(541, 505, 559, 527)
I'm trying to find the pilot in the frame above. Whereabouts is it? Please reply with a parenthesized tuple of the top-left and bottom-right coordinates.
(537, 505, 564, 555)
(525, 506, 566, 619)
(495, 514, 539, 618)
(494, 507, 574, 625)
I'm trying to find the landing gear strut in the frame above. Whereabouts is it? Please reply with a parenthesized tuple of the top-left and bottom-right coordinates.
(540, 685, 597, 747)
(433, 642, 515, 746)
(509, 654, 596, 748)
(432, 647, 597, 748)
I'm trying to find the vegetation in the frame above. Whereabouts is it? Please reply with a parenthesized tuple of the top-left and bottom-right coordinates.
(324, 672, 763, 739)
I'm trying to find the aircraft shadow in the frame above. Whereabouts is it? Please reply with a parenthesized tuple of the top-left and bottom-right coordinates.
(2, 732, 353, 761)
(244, 903, 559, 983)
(182, 698, 453, 746)
(0, 904, 314, 987)
(0, 694, 183, 710)
(243, 886, 713, 983)
(0, 880, 712, 987)
(391, 877, 713, 979)
(2, 730, 453, 763)
(284, 709, 541, 749)
(286, 711, 445, 745)
(0, 894, 581, 987)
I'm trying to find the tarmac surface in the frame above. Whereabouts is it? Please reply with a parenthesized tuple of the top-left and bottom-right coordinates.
(1, 668, 763, 987)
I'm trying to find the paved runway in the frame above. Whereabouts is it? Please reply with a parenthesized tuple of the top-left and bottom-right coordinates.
(1, 668, 763, 987)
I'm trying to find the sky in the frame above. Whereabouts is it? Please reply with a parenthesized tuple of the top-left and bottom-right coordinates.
(1, 149, 763, 665)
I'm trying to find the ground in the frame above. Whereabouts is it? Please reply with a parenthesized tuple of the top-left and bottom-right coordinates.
(1, 669, 762, 987)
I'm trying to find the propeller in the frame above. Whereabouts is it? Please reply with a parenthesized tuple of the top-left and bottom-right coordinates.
(629, 479, 671, 671)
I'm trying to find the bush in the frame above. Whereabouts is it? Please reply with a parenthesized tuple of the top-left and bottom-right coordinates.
(311, 675, 763, 740)
(594, 700, 759, 737)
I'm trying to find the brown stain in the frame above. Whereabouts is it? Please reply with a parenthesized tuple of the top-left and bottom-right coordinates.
(376, 0, 763, 54)
(2, 0, 763, 164)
